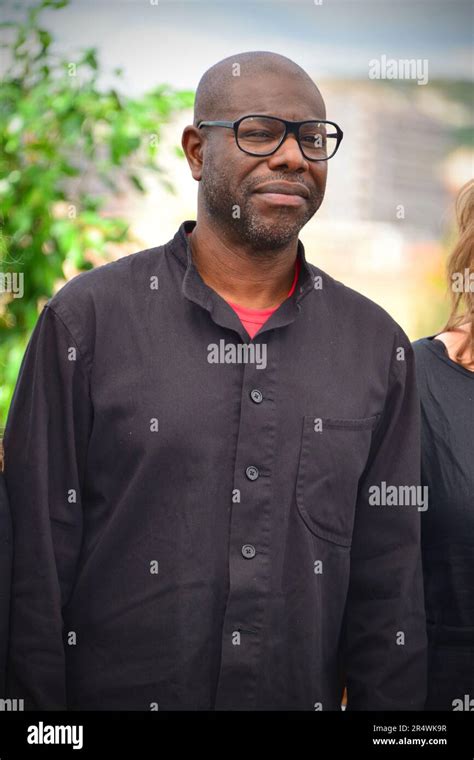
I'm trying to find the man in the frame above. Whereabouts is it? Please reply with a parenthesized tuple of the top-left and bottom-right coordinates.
(3, 51, 427, 710)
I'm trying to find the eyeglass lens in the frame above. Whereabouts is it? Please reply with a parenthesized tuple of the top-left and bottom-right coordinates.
(237, 116, 338, 159)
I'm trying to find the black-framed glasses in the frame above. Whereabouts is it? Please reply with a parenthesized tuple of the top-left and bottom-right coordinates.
(197, 115, 343, 161)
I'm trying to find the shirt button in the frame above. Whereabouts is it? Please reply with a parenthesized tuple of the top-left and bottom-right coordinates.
(250, 389, 263, 404)
(246, 465, 259, 481)
(242, 544, 256, 559)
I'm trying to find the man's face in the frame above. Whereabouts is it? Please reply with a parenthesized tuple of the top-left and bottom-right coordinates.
(198, 72, 329, 251)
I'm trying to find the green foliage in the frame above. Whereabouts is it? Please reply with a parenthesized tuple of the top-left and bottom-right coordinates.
(0, 0, 194, 426)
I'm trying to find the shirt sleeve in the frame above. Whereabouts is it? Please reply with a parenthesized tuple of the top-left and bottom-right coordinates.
(0, 472, 12, 699)
(3, 303, 92, 710)
(341, 329, 428, 710)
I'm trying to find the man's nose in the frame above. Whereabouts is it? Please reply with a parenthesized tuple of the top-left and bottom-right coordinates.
(267, 133, 309, 171)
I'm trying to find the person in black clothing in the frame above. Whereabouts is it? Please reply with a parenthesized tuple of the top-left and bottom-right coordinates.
(0, 447, 12, 698)
(412, 179, 474, 710)
(3, 51, 427, 710)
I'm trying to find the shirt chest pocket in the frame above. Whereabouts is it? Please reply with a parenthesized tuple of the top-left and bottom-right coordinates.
(295, 414, 380, 547)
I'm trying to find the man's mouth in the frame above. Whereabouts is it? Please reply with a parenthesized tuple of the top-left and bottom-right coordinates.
(253, 181, 309, 207)
(254, 192, 306, 207)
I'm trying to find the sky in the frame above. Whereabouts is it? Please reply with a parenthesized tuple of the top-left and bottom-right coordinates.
(2, 0, 473, 92)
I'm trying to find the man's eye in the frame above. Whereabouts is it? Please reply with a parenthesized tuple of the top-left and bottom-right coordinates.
(302, 134, 325, 144)
(246, 131, 272, 138)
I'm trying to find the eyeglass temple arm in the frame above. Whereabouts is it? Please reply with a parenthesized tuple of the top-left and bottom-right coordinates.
(197, 121, 234, 129)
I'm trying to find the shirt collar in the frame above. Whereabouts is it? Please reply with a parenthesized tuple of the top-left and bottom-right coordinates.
(168, 219, 316, 340)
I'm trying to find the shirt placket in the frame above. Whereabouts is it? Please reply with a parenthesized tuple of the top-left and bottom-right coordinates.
(213, 331, 280, 710)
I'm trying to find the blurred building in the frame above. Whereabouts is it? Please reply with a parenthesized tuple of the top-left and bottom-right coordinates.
(317, 81, 453, 237)
(295, 80, 469, 335)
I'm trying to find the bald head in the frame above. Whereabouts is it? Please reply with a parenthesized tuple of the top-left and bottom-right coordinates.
(193, 51, 324, 127)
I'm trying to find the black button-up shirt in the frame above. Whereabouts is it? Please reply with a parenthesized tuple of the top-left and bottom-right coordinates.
(3, 219, 427, 710)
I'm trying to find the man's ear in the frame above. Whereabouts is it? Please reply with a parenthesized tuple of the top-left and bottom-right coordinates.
(181, 125, 204, 181)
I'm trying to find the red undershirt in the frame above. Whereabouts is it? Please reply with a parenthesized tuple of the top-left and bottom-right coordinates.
(186, 231, 301, 339)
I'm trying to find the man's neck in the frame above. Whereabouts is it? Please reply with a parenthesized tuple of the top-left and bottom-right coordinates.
(188, 219, 299, 310)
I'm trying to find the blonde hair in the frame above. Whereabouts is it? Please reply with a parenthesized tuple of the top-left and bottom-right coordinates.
(441, 179, 474, 367)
